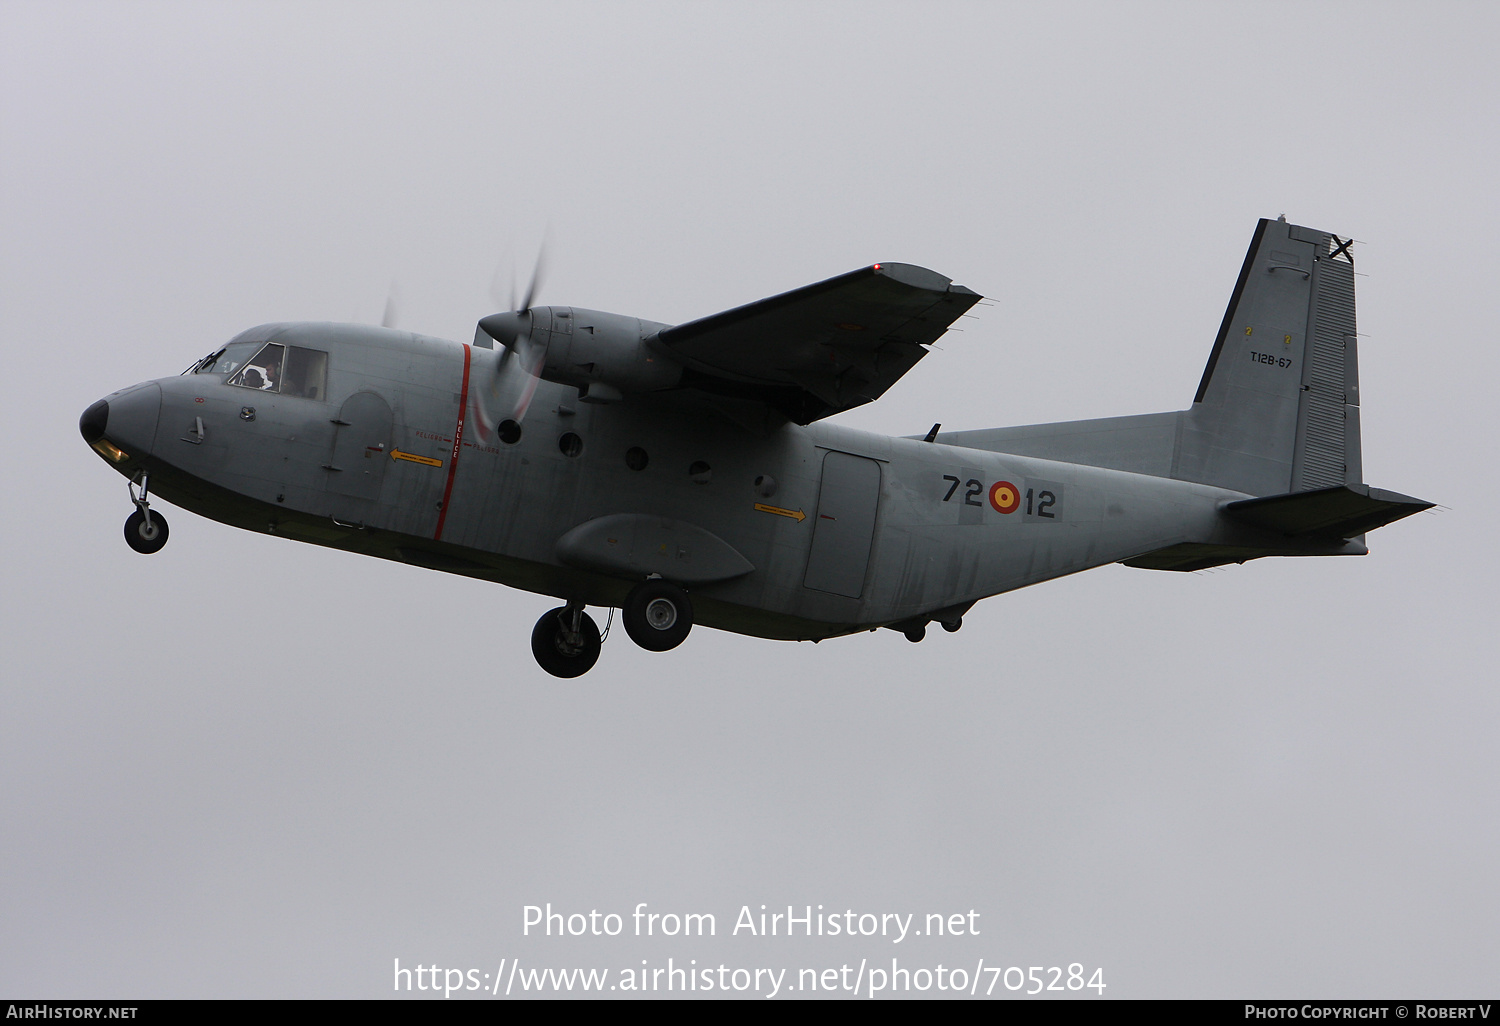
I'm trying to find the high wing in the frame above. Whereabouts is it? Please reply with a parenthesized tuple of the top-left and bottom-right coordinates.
(654, 263, 981, 424)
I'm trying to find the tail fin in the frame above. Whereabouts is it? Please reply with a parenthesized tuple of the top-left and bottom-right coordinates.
(934, 218, 1364, 497)
(932, 217, 1433, 569)
(1175, 216, 1361, 496)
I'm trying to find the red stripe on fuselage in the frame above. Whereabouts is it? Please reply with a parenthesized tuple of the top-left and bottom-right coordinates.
(433, 343, 472, 541)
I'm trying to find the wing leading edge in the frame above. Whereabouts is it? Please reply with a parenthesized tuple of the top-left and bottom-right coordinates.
(655, 263, 981, 424)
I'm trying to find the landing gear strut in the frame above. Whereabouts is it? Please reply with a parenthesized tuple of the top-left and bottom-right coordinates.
(531, 603, 601, 678)
(622, 579, 693, 652)
(123, 473, 169, 554)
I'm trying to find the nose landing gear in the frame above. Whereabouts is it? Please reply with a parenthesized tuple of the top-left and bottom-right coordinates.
(531, 603, 602, 678)
(123, 473, 169, 554)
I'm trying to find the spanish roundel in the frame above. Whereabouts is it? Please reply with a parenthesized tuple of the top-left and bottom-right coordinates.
(989, 480, 1020, 514)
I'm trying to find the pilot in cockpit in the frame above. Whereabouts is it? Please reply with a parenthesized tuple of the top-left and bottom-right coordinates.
(243, 356, 279, 391)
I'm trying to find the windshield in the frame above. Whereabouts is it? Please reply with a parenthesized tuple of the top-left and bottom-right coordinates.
(192, 341, 261, 377)
(187, 339, 328, 399)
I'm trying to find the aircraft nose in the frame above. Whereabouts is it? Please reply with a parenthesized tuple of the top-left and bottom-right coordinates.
(81, 382, 161, 461)
(79, 399, 108, 443)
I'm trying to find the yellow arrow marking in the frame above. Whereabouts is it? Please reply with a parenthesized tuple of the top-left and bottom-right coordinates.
(754, 503, 806, 522)
(390, 449, 443, 468)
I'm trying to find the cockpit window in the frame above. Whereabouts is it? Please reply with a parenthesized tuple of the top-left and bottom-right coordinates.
(222, 342, 329, 399)
(281, 346, 329, 400)
(228, 343, 286, 392)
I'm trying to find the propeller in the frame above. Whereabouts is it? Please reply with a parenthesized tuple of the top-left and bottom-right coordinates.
(380, 281, 399, 329)
(474, 251, 547, 438)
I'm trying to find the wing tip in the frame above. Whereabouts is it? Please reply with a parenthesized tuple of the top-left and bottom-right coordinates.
(873, 262, 981, 299)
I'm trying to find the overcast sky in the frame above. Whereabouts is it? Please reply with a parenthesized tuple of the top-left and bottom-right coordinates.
(2, 0, 1496, 1000)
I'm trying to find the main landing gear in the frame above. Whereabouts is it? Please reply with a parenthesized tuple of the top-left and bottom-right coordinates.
(123, 473, 169, 554)
(621, 579, 693, 652)
(899, 616, 961, 643)
(531, 603, 602, 678)
(529, 580, 695, 678)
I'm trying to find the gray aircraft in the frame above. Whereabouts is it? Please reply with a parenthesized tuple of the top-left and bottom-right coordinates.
(81, 218, 1432, 677)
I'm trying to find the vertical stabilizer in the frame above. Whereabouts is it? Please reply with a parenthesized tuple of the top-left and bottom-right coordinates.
(1174, 218, 1361, 496)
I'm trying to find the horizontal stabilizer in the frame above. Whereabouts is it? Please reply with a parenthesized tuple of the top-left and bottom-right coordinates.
(1222, 484, 1433, 539)
(1121, 543, 1298, 572)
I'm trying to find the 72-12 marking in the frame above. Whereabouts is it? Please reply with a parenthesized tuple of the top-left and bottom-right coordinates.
(943, 475, 1059, 518)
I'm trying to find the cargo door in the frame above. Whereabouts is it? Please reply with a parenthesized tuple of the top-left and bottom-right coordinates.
(803, 451, 882, 598)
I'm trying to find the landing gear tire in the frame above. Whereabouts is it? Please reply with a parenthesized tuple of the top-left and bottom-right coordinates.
(941, 618, 962, 633)
(124, 509, 169, 554)
(622, 580, 693, 652)
(903, 623, 927, 643)
(531, 606, 601, 678)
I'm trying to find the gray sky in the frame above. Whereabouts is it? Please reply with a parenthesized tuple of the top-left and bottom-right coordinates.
(2, 0, 1495, 999)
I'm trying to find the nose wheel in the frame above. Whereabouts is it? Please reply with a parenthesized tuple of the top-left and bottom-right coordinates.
(123, 474, 169, 554)
(531, 603, 602, 678)
(622, 579, 693, 652)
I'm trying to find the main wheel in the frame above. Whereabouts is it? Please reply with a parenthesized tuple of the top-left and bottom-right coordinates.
(622, 580, 693, 652)
(530, 607, 601, 678)
(124, 509, 169, 554)
(903, 623, 926, 643)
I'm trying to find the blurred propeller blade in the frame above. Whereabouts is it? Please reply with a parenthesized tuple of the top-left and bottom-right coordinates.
(474, 244, 549, 432)
(509, 332, 544, 421)
(518, 250, 545, 316)
(380, 281, 399, 329)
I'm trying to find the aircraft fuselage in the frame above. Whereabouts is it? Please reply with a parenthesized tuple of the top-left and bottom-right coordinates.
(84, 320, 1332, 644)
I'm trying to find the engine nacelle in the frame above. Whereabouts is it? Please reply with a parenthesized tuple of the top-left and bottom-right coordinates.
(477, 307, 682, 402)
